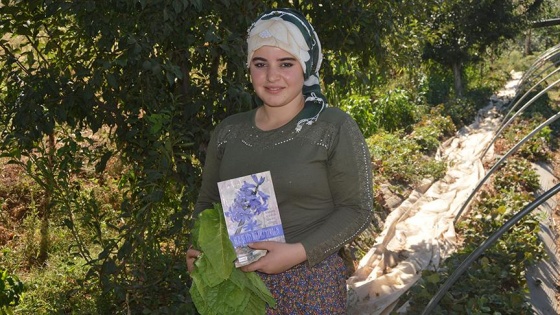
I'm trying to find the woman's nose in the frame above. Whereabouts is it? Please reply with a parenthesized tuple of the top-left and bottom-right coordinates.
(266, 67, 280, 81)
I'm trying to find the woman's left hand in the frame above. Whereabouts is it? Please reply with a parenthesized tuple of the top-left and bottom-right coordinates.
(240, 242, 306, 274)
(186, 247, 201, 273)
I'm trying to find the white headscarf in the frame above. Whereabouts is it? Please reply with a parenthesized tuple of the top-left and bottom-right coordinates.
(247, 9, 327, 132)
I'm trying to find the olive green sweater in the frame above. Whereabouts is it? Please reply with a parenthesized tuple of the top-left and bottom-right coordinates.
(194, 106, 374, 266)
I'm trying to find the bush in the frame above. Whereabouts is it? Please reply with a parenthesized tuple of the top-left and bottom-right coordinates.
(366, 130, 446, 185)
(371, 88, 421, 133)
(340, 87, 423, 138)
(0, 268, 24, 313)
(410, 106, 456, 154)
(339, 95, 377, 138)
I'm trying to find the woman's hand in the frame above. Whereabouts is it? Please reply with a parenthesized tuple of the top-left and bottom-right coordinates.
(240, 242, 306, 274)
(186, 247, 202, 273)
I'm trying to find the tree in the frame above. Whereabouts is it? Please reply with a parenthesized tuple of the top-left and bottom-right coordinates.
(422, 0, 545, 97)
(1, 0, 267, 312)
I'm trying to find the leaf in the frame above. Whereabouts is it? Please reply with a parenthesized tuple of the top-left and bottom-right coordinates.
(197, 205, 235, 280)
(190, 204, 276, 314)
(245, 272, 276, 308)
(193, 254, 225, 288)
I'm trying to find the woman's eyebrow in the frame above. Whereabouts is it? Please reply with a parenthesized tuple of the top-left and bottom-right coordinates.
(251, 56, 297, 62)
(277, 57, 297, 62)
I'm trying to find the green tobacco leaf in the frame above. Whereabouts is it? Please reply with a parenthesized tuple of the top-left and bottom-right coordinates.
(245, 271, 276, 308)
(197, 204, 235, 280)
(190, 204, 276, 314)
(193, 254, 225, 288)
(189, 276, 209, 314)
(228, 267, 275, 308)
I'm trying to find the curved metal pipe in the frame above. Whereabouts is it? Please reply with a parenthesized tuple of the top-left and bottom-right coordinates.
(454, 110, 560, 224)
(518, 49, 560, 91)
(516, 44, 560, 89)
(422, 182, 560, 315)
(501, 65, 560, 125)
(481, 75, 560, 158)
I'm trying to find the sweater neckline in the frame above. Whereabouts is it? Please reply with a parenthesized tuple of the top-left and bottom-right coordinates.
(250, 103, 322, 133)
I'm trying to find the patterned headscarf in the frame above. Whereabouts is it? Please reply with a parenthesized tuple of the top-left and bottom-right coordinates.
(247, 8, 327, 132)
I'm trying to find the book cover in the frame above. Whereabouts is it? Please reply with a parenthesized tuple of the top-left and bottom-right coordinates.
(217, 171, 285, 267)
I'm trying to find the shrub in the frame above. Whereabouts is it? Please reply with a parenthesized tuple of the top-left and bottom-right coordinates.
(410, 106, 456, 154)
(339, 95, 378, 138)
(366, 130, 446, 185)
(0, 269, 24, 314)
(371, 88, 421, 133)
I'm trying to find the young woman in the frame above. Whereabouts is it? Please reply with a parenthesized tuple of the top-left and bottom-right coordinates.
(187, 8, 374, 314)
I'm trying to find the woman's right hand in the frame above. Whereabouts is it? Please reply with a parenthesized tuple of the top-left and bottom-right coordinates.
(186, 247, 202, 273)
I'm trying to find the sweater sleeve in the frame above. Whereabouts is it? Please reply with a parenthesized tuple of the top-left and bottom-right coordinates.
(301, 115, 374, 266)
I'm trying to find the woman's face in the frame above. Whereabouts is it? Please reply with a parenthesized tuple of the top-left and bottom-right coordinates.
(249, 46, 305, 109)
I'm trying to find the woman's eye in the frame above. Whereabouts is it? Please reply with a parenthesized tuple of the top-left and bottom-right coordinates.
(253, 62, 266, 68)
(281, 62, 294, 68)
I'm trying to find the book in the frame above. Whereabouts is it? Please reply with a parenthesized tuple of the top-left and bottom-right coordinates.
(217, 171, 285, 267)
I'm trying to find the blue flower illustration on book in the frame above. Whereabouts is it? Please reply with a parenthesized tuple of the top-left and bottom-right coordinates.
(225, 174, 270, 235)
(218, 171, 284, 267)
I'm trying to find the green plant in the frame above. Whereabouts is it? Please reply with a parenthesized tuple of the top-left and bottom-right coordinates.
(371, 88, 420, 133)
(190, 204, 275, 314)
(499, 118, 554, 163)
(367, 130, 447, 185)
(493, 158, 541, 193)
(14, 253, 97, 314)
(0, 269, 24, 315)
(443, 97, 481, 129)
(410, 106, 456, 154)
(339, 95, 377, 138)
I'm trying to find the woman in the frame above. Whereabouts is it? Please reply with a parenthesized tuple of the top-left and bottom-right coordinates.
(187, 8, 374, 314)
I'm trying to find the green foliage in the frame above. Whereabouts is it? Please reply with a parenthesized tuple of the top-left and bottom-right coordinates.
(519, 90, 556, 119)
(366, 130, 446, 185)
(424, 61, 454, 106)
(0, 0, 554, 312)
(421, 0, 543, 96)
(190, 204, 275, 315)
(441, 97, 480, 129)
(400, 157, 545, 314)
(500, 118, 554, 163)
(0, 269, 24, 315)
(339, 95, 377, 137)
(372, 88, 421, 133)
(338, 86, 425, 137)
(14, 254, 98, 314)
(493, 158, 541, 193)
(410, 106, 456, 154)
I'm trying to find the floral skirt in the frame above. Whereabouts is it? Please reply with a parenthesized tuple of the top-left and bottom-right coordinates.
(258, 254, 347, 315)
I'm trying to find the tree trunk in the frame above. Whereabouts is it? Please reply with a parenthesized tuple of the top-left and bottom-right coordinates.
(524, 29, 532, 56)
(452, 62, 463, 98)
(38, 133, 55, 266)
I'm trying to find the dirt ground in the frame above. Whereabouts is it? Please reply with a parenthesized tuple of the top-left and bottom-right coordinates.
(0, 161, 31, 245)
